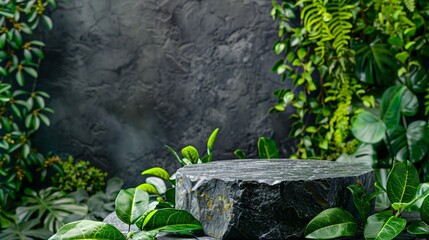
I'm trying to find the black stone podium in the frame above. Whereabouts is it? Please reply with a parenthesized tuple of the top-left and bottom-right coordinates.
(175, 159, 374, 239)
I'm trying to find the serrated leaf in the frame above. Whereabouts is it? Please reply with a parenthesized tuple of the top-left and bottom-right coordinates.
(115, 188, 149, 225)
(304, 208, 357, 239)
(141, 167, 170, 181)
(48, 220, 126, 240)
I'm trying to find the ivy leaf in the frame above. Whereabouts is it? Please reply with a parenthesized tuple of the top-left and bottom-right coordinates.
(48, 220, 126, 240)
(141, 167, 170, 181)
(364, 211, 406, 240)
(136, 209, 202, 233)
(304, 208, 357, 239)
(115, 188, 149, 225)
(257, 137, 279, 159)
(386, 160, 420, 204)
(351, 111, 386, 144)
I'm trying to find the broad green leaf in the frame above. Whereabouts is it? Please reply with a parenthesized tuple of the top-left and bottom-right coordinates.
(402, 66, 428, 93)
(42, 15, 53, 30)
(234, 149, 246, 159)
(257, 137, 279, 159)
(206, 128, 219, 157)
(395, 51, 409, 64)
(137, 183, 158, 195)
(181, 146, 199, 164)
(364, 211, 406, 240)
(136, 208, 202, 233)
(351, 111, 386, 144)
(355, 42, 398, 85)
(304, 208, 357, 239)
(380, 86, 404, 129)
(386, 160, 420, 204)
(347, 184, 370, 222)
(389, 121, 429, 163)
(48, 220, 126, 240)
(407, 221, 429, 235)
(165, 188, 175, 205)
(336, 143, 375, 166)
(407, 183, 429, 212)
(401, 87, 418, 116)
(115, 188, 149, 225)
(141, 167, 170, 181)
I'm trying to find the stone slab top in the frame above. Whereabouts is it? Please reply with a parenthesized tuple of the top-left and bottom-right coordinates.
(176, 159, 373, 184)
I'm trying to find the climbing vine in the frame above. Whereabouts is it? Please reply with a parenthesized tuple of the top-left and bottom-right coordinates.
(271, 0, 429, 172)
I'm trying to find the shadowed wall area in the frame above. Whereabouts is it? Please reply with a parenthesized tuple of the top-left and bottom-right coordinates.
(34, 0, 292, 185)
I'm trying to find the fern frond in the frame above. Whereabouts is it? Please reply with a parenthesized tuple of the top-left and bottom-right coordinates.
(404, 0, 416, 12)
(327, 0, 355, 56)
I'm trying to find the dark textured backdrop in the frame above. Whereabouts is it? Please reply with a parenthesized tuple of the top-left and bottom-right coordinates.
(34, 0, 293, 185)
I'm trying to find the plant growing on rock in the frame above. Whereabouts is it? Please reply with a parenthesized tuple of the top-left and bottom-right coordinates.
(234, 136, 280, 159)
(305, 160, 429, 239)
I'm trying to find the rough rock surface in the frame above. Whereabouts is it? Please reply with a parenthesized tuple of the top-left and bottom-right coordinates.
(176, 159, 374, 239)
(35, 0, 292, 185)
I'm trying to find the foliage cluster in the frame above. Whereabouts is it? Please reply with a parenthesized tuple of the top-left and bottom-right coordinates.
(271, 0, 429, 171)
(305, 160, 429, 239)
(52, 155, 108, 195)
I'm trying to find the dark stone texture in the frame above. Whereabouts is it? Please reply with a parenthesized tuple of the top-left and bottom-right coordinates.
(175, 159, 374, 239)
(34, 0, 293, 185)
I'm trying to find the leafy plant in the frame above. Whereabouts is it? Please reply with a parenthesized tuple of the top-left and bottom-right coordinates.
(234, 137, 280, 159)
(49, 188, 203, 240)
(138, 128, 219, 208)
(52, 155, 108, 195)
(0, 218, 51, 240)
(0, 0, 59, 225)
(15, 187, 87, 233)
(305, 160, 429, 239)
(68, 177, 124, 221)
(271, 0, 429, 167)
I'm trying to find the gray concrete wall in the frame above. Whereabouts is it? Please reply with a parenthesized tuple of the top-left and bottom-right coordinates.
(35, 0, 292, 185)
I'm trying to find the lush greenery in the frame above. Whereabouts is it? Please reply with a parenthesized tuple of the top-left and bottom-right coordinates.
(305, 160, 429, 239)
(52, 155, 108, 195)
(271, 0, 429, 172)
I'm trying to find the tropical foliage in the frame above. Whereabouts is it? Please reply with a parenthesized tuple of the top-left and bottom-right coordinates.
(305, 160, 429, 239)
(271, 0, 429, 173)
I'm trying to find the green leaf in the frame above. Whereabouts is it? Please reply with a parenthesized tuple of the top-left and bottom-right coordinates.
(136, 208, 202, 233)
(23, 67, 37, 78)
(395, 52, 409, 64)
(42, 15, 53, 30)
(406, 183, 429, 212)
(16, 71, 24, 86)
(145, 177, 167, 195)
(165, 188, 175, 205)
(181, 146, 199, 164)
(355, 42, 398, 85)
(304, 208, 357, 239)
(136, 183, 158, 195)
(297, 48, 307, 60)
(401, 87, 418, 116)
(347, 184, 371, 222)
(234, 149, 246, 159)
(336, 143, 375, 166)
(386, 160, 420, 204)
(115, 188, 149, 225)
(381, 86, 404, 129)
(389, 121, 429, 163)
(0, 10, 13, 19)
(407, 221, 429, 235)
(165, 145, 187, 166)
(257, 137, 279, 159)
(141, 167, 170, 181)
(206, 128, 219, 158)
(48, 220, 126, 240)
(351, 111, 386, 144)
(364, 211, 406, 240)
(421, 196, 429, 224)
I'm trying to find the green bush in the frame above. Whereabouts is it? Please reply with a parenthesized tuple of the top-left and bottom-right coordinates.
(52, 156, 107, 195)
